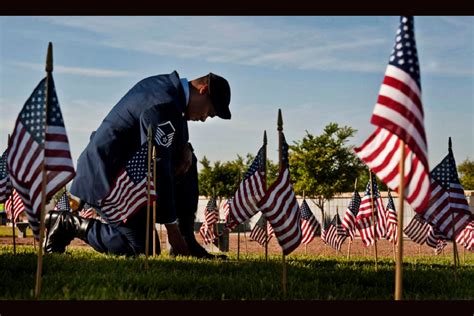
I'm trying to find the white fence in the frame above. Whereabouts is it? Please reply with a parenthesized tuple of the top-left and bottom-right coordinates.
(196, 191, 474, 232)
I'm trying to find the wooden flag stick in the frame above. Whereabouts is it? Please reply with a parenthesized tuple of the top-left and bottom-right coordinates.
(152, 146, 157, 257)
(394, 139, 406, 300)
(7, 134, 16, 254)
(144, 125, 152, 269)
(278, 108, 287, 298)
(452, 212, 458, 280)
(263, 130, 269, 261)
(11, 191, 16, 254)
(35, 42, 53, 299)
(369, 171, 378, 271)
(237, 222, 241, 261)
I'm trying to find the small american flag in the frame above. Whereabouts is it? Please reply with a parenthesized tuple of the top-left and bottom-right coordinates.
(341, 190, 361, 240)
(99, 135, 156, 223)
(425, 227, 447, 255)
(300, 199, 320, 244)
(79, 203, 96, 219)
(456, 221, 473, 252)
(5, 189, 25, 223)
(249, 213, 274, 246)
(385, 191, 398, 244)
(0, 149, 12, 203)
(354, 16, 431, 216)
(7, 76, 75, 239)
(257, 133, 302, 255)
(53, 191, 71, 211)
(356, 179, 386, 246)
(422, 140, 472, 239)
(323, 213, 347, 252)
(227, 146, 266, 230)
(404, 214, 431, 244)
(222, 198, 232, 224)
(199, 197, 219, 245)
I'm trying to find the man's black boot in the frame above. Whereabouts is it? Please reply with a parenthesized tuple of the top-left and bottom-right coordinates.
(178, 216, 227, 259)
(44, 210, 95, 254)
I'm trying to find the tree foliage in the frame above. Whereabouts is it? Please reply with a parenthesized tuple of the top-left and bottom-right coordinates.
(198, 154, 278, 199)
(458, 158, 474, 190)
(289, 122, 366, 220)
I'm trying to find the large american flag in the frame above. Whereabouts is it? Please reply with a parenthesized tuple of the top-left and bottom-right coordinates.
(226, 146, 266, 230)
(354, 16, 430, 216)
(385, 190, 398, 244)
(53, 191, 71, 211)
(323, 213, 347, 252)
(7, 76, 75, 239)
(403, 214, 431, 244)
(249, 213, 274, 246)
(422, 143, 472, 239)
(456, 221, 473, 252)
(0, 149, 12, 203)
(199, 197, 219, 245)
(5, 189, 25, 223)
(79, 203, 97, 219)
(356, 178, 386, 246)
(257, 134, 302, 255)
(99, 136, 156, 223)
(300, 199, 320, 244)
(341, 190, 361, 240)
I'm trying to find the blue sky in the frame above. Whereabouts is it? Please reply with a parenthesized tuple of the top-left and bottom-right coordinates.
(0, 16, 472, 171)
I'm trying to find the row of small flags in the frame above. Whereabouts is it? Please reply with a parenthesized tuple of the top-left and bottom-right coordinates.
(0, 16, 472, 256)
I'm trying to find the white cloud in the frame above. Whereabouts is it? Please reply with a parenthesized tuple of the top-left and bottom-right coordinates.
(12, 61, 136, 78)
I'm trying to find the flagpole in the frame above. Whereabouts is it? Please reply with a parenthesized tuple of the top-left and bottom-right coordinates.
(278, 109, 287, 298)
(347, 178, 357, 260)
(144, 124, 152, 270)
(237, 170, 242, 261)
(35, 42, 53, 299)
(388, 188, 396, 261)
(369, 171, 378, 271)
(395, 139, 406, 300)
(263, 130, 268, 262)
(152, 146, 157, 257)
(8, 134, 16, 255)
(303, 191, 308, 256)
(448, 138, 460, 278)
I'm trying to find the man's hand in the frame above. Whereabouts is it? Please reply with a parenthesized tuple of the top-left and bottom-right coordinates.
(165, 222, 190, 256)
(174, 144, 193, 176)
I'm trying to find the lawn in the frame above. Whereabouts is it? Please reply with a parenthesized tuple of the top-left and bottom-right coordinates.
(0, 245, 473, 300)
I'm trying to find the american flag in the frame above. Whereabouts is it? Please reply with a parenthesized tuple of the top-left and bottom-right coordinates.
(403, 214, 431, 244)
(356, 178, 386, 246)
(354, 16, 431, 216)
(5, 189, 25, 223)
(249, 213, 274, 246)
(226, 146, 266, 230)
(300, 199, 320, 244)
(79, 203, 96, 219)
(199, 197, 219, 245)
(0, 149, 12, 203)
(323, 213, 347, 252)
(456, 221, 474, 252)
(257, 133, 302, 255)
(222, 198, 232, 224)
(7, 76, 75, 239)
(53, 191, 71, 211)
(422, 141, 472, 239)
(99, 135, 156, 223)
(341, 190, 361, 240)
(385, 190, 398, 244)
(425, 227, 447, 255)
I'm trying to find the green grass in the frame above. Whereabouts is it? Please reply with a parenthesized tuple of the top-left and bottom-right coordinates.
(1, 246, 473, 300)
(0, 225, 33, 237)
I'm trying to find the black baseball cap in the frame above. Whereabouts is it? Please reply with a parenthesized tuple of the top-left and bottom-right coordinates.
(208, 72, 231, 120)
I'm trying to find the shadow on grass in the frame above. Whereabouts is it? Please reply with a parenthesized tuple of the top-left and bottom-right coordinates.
(1, 246, 473, 300)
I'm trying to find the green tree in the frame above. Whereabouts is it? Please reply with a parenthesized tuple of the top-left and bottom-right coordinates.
(289, 122, 366, 222)
(458, 158, 474, 190)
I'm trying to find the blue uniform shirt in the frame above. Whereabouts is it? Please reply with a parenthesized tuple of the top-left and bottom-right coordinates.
(71, 71, 189, 224)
